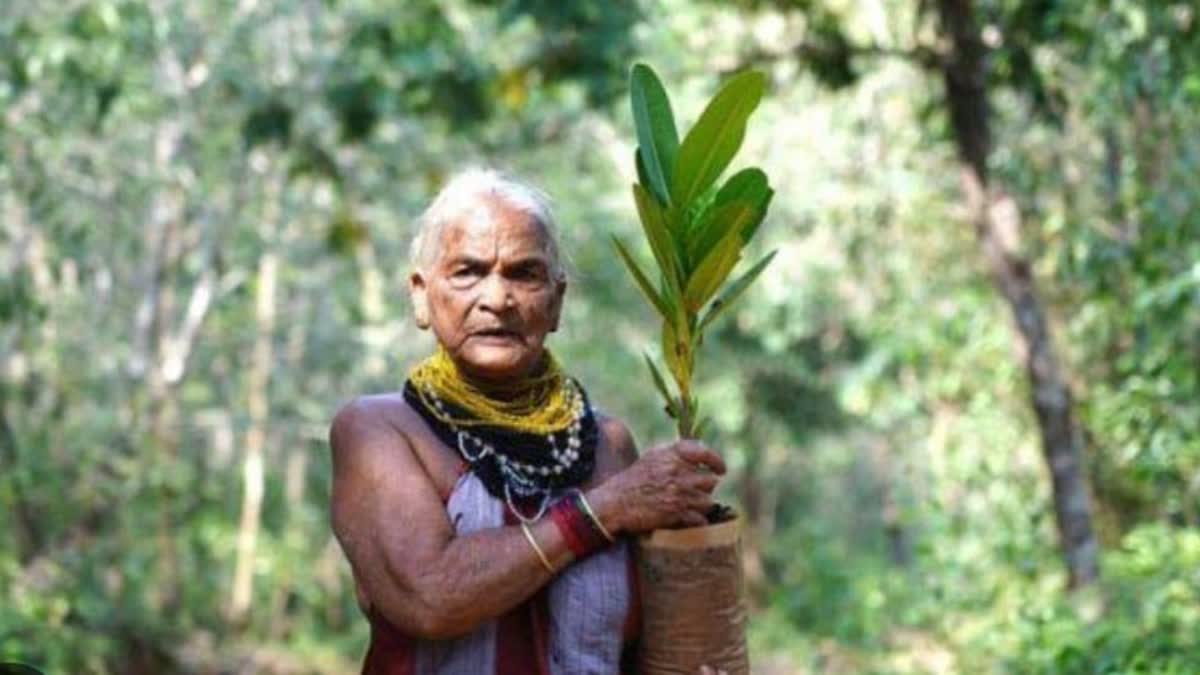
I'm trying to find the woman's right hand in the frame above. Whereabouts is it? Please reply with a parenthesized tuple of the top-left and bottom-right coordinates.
(588, 440, 726, 534)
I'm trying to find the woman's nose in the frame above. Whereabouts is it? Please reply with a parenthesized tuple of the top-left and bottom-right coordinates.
(478, 273, 513, 312)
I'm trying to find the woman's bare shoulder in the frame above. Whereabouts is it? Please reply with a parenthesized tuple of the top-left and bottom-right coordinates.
(331, 392, 422, 430)
(328, 392, 427, 458)
(593, 408, 639, 468)
(330, 392, 465, 498)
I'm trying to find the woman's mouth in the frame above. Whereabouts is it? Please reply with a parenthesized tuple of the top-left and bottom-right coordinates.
(471, 328, 522, 342)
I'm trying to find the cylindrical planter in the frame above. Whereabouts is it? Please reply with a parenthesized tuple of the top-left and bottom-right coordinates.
(636, 516, 748, 675)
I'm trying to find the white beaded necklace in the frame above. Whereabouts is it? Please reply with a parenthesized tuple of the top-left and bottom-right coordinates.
(425, 381, 589, 524)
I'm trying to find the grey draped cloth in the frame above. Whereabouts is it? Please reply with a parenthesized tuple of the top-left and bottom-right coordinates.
(413, 472, 632, 675)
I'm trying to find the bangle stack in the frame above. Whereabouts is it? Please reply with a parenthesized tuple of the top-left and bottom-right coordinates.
(550, 489, 616, 559)
(520, 490, 618, 574)
(521, 522, 555, 574)
(575, 491, 615, 543)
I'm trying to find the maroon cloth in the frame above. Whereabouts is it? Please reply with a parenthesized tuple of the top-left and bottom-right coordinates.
(361, 575, 640, 675)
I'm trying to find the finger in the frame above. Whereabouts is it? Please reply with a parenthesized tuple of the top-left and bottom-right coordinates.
(681, 481, 714, 502)
(686, 471, 720, 494)
(650, 441, 684, 458)
(676, 442, 726, 475)
(685, 489, 714, 512)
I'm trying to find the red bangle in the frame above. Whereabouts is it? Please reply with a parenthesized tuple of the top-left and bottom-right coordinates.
(572, 490, 615, 543)
(549, 494, 607, 558)
(550, 499, 586, 556)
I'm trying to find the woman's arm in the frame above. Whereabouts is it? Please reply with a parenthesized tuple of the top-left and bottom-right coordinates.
(329, 398, 725, 640)
(330, 397, 571, 639)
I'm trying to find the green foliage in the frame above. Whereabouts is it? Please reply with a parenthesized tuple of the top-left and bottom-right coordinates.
(616, 62, 775, 438)
(1003, 525, 1200, 674)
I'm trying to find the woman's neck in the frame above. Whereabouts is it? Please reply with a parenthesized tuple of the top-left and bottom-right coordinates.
(448, 352, 550, 401)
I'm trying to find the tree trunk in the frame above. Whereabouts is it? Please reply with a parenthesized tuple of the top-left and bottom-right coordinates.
(356, 238, 389, 377)
(736, 444, 768, 607)
(228, 250, 278, 623)
(229, 170, 283, 624)
(268, 295, 312, 639)
(140, 118, 186, 612)
(935, 0, 1099, 588)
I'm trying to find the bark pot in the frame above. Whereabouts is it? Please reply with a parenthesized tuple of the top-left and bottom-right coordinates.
(636, 516, 748, 675)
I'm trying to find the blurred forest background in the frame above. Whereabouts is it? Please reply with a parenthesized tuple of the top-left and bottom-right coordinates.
(2, 0, 1199, 673)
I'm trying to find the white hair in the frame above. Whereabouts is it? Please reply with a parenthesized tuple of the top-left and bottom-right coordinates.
(409, 167, 565, 280)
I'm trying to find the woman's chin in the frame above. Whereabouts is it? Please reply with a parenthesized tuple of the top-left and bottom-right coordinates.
(457, 344, 538, 382)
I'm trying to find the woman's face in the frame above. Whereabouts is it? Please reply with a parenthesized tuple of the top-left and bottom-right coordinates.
(410, 199, 565, 383)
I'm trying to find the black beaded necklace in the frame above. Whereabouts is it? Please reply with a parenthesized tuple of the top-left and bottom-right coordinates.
(403, 378, 598, 521)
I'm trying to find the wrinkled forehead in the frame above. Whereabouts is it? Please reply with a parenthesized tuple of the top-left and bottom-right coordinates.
(433, 199, 554, 263)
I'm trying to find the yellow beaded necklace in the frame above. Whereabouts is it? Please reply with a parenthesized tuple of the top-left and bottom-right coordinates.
(407, 346, 581, 435)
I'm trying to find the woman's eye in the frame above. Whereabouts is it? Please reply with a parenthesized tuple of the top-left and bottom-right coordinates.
(512, 266, 544, 281)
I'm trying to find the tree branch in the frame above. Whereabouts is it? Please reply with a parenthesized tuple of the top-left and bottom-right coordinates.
(724, 40, 943, 79)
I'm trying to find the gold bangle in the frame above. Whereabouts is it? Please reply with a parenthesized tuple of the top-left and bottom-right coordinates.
(521, 522, 554, 574)
(576, 492, 616, 543)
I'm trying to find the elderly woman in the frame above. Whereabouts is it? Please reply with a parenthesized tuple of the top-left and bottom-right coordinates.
(330, 168, 726, 674)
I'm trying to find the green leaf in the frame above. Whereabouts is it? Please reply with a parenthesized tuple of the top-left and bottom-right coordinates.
(685, 169, 773, 272)
(635, 149, 652, 192)
(612, 236, 670, 318)
(739, 188, 774, 244)
(684, 212, 761, 311)
(683, 183, 721, 235)
(633, 183, 684, 294)
(643, 353, 677, 416)
(686, 199, 757, 272)
(715, 167, 770, 209)
(699, 249, 778, 331)
(714, 167, 773, 241)
(630, 63, 679, 206)
(671, 70, 766, 208)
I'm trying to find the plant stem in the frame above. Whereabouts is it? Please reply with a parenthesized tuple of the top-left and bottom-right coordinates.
(676, 390, 694, 440)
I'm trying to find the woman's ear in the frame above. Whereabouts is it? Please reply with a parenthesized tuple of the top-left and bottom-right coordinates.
(549, 279, 567, 332)
(410, 271, 431, 330)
